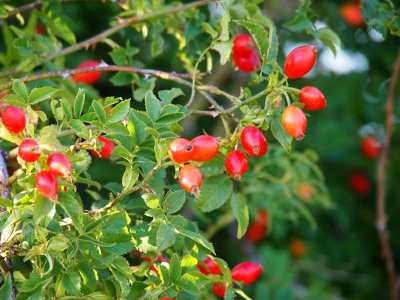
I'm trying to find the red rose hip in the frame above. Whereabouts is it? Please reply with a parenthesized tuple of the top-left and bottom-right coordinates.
(233, 51, 261, 73)
(190, 135, 220, 162)
(36, 170, 59, 202)
(240, 126, 268, 156)
(233, 34, 255, 57)
(282, 106, 307, 141)
(47, 152, 72, 177)
(213, 282, 226, 297)
(72, 60, 102, 84)
(284, 45, 317, 79)
(178, 164, 202, 196)
(197, 257, 221, 275)
(1, 105, 26, 134)
(18, 139, 41, 162)
(225, 150, 248, 180)
(90, 136, 115, 158)
(299, 86, 326, 110)
(168, 138, 193, 163)
(231, 262, 262, 285)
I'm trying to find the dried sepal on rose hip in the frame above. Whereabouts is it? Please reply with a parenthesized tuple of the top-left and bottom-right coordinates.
(178, 164, 202, 197)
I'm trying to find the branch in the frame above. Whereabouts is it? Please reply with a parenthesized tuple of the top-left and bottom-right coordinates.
(0, 65, 205, 91)
(0, 149, 17, 299)
(0, 0, 213, 77)
(376, 49, 400, 300)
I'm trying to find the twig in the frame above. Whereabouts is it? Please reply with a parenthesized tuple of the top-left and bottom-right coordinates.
(89, 161, 173, 215)
(376, 49, 400, 300)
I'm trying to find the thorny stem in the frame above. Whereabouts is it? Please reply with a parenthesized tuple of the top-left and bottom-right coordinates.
(376, 49, 400, 300)
(90, 161, 174, 215)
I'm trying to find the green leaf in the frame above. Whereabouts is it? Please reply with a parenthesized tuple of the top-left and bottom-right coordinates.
(169, 253, 181, 283)
(213, 41, 233, 65)
(77, 262, 97, 292)
(92, 100, 107, 124)
(175, 278, 199, 295)
(12, 80, 28, 102)
(128, 109, 150, 145)
(74, 88, 85, 119)
(62, 270, 81, 296)
(57, 193, 83, 234)
(110, 269, 130, 297)
(107, 99, 130, 123)
(312, 28, 341, 56)
(230, 194, 249, 239)
(234, 20, 269, 62)
(101, 233, 133, 255)
(145, 91, 162, 121)
(33, 196, 55, 228)
(202, 23, 218, 39)
(271, 117, 292, 154)
(28, 86, 59, 104)
(110, 72, 133, 86)
(43, 17, 76, 45)
(284, 14, 312, 32)
(197, 176, 233, 212)
(60, 98, 73, 123)
(15, 277, 52, 300)
(142, 193, 160, 209)
(158, 88, 185, 104)
(220, 12, 230, 41)
(0, 273, 12, 300)
(122, 165, 139, 190)
(47, 234, 70, 252)
(69, 119, 90, 140)
(157, 221, 177, 251)
(0, 197, 13, 208)
(0, 8, 7, 18)
(156, 112, 186, 125)
(177, 228, 215, 254)
(163, 190, 186, 215)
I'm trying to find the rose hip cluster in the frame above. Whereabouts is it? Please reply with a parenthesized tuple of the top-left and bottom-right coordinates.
(282, 45, 326, 140)
(168, 135, 220, 196)
(0, 103, 116, 202)
(169, 126, 268, 195)
(232, 35, 261, 73)
(197, 257, 262, 297)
